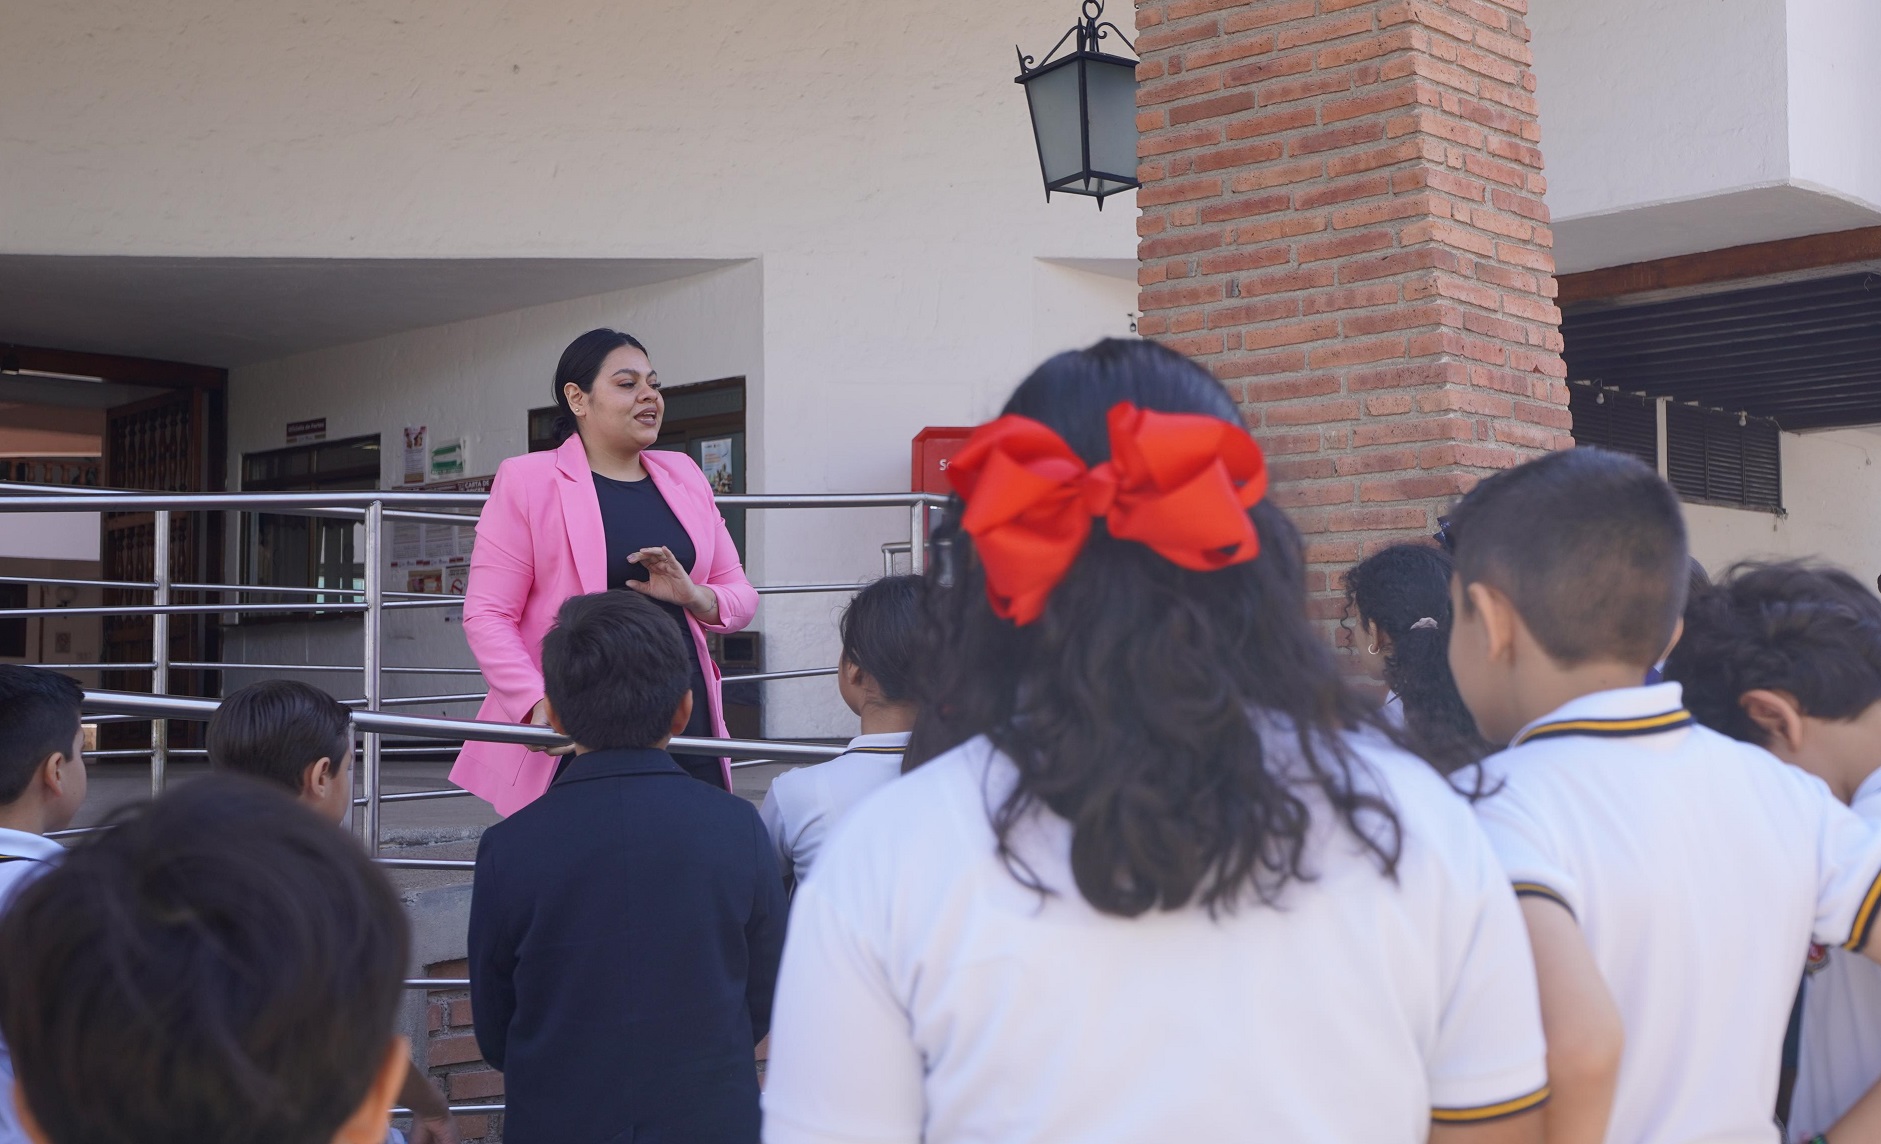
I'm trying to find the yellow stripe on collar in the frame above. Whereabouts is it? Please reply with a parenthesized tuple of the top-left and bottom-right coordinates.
(1844, 865, 1881, 953)
(847, 747, 905, 755)
(1512, 709, 1693, 747)
(1432, 1084, 1551, 1123)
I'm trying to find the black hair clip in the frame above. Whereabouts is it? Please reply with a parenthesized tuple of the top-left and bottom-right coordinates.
(1433, 515, 1455, 554)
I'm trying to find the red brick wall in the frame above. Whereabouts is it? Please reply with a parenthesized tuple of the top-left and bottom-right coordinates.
(1132, 0, 1569, 639)
(417, 959, 505, 1143)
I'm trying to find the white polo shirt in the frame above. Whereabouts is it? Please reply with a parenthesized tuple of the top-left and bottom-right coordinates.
(1471, 683, 1881, 1144)
(0, 827, 64, 1144)
(1791, 768, 1881, 1141)
(763, 728, 1549, 1144)
(760, 731, 908, 886)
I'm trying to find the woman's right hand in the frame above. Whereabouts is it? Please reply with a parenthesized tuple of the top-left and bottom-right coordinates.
(526, 698, 577, 756)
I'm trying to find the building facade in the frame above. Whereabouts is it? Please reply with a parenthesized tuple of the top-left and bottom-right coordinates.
(0, 0, 1878, 736)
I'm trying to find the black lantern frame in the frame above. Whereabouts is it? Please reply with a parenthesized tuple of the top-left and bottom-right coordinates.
(1015, 0, 1140, 208)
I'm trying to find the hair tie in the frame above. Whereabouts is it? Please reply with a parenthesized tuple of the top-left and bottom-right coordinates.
(945, 401, 1268, 625)
(1409, 617, 1440, 631)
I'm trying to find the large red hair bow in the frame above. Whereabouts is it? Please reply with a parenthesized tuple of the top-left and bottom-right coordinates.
(946, 401, 1269, 625)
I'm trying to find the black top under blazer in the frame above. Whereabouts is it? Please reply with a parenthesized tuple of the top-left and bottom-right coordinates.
(469, 747, 789, 1144)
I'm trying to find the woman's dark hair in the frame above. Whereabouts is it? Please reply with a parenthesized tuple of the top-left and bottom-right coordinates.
(1345, 544, 1495, 775)
(0, 775, 409, 1144)
(551, 328, 650, 443)
(839, 575, 927, 703)
(905, 338, 1400, 918)
(1666, 560, 1881, 746)
(206, 679, 353, 794)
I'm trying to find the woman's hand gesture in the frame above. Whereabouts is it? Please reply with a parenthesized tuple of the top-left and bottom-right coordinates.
(627, 546, 720, 624)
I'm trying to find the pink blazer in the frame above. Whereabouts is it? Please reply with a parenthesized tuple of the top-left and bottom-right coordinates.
(450, 434, 758, 815)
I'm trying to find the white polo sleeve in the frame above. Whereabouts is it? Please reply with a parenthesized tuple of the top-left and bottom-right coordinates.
(1790, 767, 1881, 951)
(762, 873, 925, 1144)
(1471, 774, 1584, 923)
(1427, 813, 1552, 1124)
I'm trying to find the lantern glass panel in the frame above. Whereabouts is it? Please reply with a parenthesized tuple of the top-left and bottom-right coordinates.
(1022, 60, 1084, 188)
(1084, 55, 1138, 189)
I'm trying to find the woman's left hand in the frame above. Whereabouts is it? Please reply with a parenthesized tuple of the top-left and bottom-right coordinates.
(627, 546, 720, 624)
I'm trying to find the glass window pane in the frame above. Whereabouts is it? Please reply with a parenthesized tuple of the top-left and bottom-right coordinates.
(1024, 61, 1085, 186)
(1084, 57, 1139, 182)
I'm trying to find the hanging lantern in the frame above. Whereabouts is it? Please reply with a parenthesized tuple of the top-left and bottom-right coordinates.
(1015, 0, 1140, 209)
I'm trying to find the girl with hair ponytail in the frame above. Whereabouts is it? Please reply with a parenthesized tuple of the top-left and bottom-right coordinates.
(1346, 543, 1497, 775)
(763, 340, 1549, 1144)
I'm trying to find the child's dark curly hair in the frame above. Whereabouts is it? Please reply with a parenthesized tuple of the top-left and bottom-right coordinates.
(1345, 544, 1496, 774)
(1665, 561, 1881, 746)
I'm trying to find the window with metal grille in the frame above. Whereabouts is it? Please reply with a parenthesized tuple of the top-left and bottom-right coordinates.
(1665, 403, 1782, 512)
(1568, 382, 1657, 469)
(238, 435, 382, 619)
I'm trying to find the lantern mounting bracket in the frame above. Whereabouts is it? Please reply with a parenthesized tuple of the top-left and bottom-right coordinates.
(1015, 0, 1136, 77)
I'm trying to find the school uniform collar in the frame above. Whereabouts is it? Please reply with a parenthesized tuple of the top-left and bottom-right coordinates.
(551, 747, 688, 786)
(0, 826, 64, 864)
(1851, 767, 1881, 816)
(1510, 682, 1693, 747)
(845, 731, 911, 756)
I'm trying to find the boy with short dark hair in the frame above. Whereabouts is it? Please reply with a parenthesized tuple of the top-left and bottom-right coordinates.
(1446, 447, 1881, 1144)
(207, 679, 458, 1144)
(0, 775, 411, 1144)
(470, 590, 787, 1143)
(207, 679, 355, 821)
(1665, 562, 1881, 1143)
(0, 665, 86, 1144)
(761, 574, 924, 887)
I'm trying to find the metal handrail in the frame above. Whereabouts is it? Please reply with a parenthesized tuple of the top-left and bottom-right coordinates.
(6, 482, 931, 858)
(0, 489, 945, 512)
(79, 689, 847, 762)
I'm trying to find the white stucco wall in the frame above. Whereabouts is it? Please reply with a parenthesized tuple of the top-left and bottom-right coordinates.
(1530, 0, 1881, 271)
(1685, 425, 1881, 582)
(0, 513, 99, 562)
(1787, 0, 1881, 211)
(3, 0, 1143, 736)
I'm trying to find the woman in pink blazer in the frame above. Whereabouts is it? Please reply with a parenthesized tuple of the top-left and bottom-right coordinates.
(451, 330, 758, 816)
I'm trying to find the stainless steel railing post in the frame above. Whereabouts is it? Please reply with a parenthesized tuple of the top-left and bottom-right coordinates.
(362, 500, 384, 856)
(908, 502, 927, 577)
(150, 510, 171, 797)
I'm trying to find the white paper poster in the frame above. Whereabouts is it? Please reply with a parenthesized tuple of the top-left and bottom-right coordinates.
(402, 426, 427, 485)
(700, 436, 734, 495)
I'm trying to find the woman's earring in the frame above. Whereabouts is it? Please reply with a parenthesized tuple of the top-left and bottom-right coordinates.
(1367, 640, 1380, 656)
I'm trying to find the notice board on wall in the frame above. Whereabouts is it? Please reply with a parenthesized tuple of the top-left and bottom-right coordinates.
(388, 474, 492, 595)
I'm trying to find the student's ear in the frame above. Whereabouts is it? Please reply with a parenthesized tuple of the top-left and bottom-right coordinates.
(669, 691, 695, 739)
(1741, 689, 1807, 757)
(302, 756, 336, 802)
(1465, 581, 1519, 663)
(839, 656, 867, 691)
(541, 697, 569, 736)
(39, 751, 72, 801)
(332, 1036, 411, 1144)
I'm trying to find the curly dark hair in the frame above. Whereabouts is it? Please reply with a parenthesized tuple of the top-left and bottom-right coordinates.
(1665, 560, 1881, 746)
(1345, 544, 1495, 774)
(904, 339, 1401, 918)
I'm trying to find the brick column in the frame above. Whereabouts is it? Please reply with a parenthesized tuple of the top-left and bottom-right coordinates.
(1132, 0, 1570, 638)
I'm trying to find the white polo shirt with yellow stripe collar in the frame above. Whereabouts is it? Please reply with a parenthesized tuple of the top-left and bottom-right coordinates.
(765, 726, 1549, 1143)
(0, 826, 66, 1144)
(1471, 682, 1881, 1144)
(1791, 767, 1881, 1142)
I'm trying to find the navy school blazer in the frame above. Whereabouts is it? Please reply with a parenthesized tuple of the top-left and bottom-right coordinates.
(469, 747, 789, 1144)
